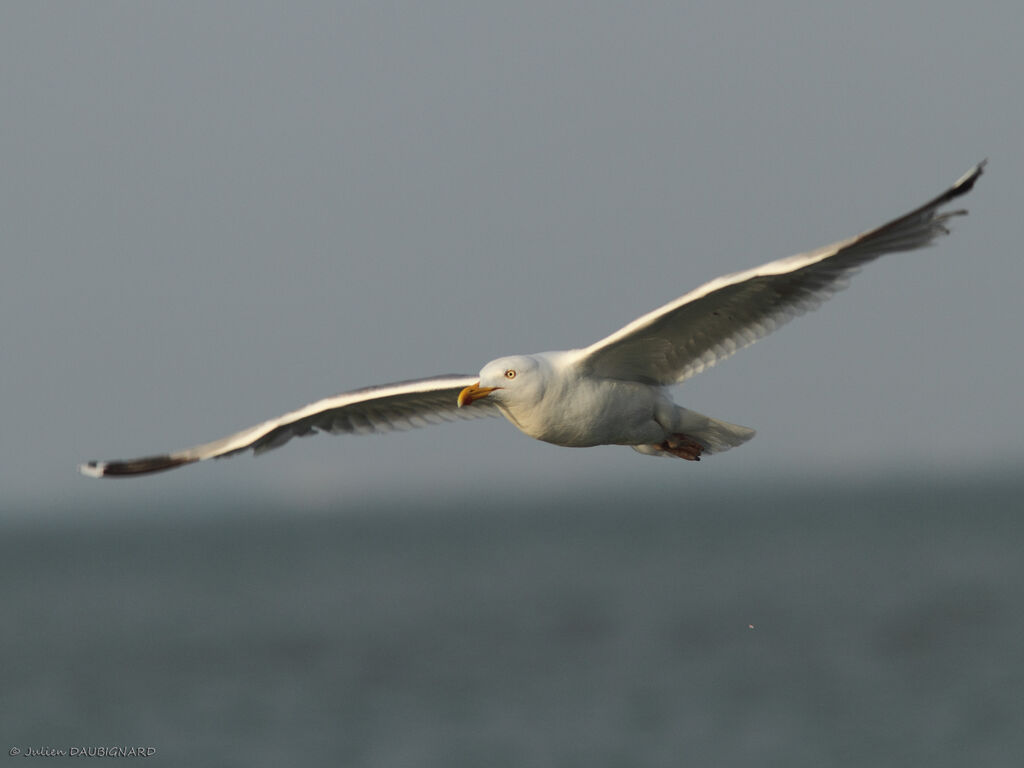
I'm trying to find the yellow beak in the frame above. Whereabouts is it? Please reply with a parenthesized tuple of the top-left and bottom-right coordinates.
(458, 383, 499, 408)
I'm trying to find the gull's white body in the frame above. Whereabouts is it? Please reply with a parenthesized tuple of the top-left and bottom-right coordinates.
(495, 356, 670, 447)
(80, 162, 984, 478)
(470, 351, 753, 456)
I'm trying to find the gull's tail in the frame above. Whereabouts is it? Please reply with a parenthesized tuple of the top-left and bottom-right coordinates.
(675, 408, 757, 454)
(633, 407, 756, 459)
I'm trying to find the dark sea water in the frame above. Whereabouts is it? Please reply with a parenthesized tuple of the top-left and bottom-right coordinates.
(3, 474, 1023, 767)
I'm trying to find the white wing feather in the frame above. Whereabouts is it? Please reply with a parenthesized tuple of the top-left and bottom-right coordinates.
(576, 162, 985, 385)
(79, 375, 498, 477)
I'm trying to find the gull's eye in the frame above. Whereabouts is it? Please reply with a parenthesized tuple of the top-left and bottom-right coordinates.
(504, 369, 516, 379)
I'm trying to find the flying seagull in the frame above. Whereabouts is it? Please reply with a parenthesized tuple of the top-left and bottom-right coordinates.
(80, 162, 985, 478)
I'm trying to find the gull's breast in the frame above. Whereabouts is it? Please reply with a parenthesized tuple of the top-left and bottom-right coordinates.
(510, 378, 661, 447)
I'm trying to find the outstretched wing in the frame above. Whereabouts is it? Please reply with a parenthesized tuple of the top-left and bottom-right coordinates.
(576, 162, 985, 385)
(79, 374, 499, 477)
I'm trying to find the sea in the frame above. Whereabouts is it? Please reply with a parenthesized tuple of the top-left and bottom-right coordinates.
(2, 472, 1022, 767)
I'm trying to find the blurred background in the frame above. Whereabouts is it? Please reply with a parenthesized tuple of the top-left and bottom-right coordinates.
(2, 2, 1022, 765)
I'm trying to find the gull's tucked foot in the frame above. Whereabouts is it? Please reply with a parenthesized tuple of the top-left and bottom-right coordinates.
(661, 434, 704, 461)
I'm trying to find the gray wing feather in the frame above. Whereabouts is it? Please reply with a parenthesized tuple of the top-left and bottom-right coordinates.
(79, 374, 498, 477)
(577, 162, 985, 385)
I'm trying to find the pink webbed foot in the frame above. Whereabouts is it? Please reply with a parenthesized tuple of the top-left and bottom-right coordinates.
(660, 434, 705, 461)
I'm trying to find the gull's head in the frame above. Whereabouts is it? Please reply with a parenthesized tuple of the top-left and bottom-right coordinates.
(458, 355, 544, 409)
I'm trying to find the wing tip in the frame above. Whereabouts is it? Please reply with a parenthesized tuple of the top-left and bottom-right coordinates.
(952, 159, 986, 195)
(78, 461, 106, 478)
(78, 454, 197, 478)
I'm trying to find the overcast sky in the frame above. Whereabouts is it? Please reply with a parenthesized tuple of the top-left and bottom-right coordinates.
(3, 2, 1021, 515)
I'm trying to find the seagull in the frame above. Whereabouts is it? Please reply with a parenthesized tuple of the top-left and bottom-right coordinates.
(80, 162, 985, 478)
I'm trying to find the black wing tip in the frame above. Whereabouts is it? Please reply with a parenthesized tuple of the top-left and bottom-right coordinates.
(79, 455, 197, 478)
(907, 160, 986, 225)
(950, 160, 987, 197)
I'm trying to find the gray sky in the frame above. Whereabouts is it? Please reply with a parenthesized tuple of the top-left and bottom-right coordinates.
(3, 1, 1021, 514)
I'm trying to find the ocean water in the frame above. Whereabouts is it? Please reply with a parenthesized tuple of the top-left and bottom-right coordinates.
(3, 474, 1023, 767)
